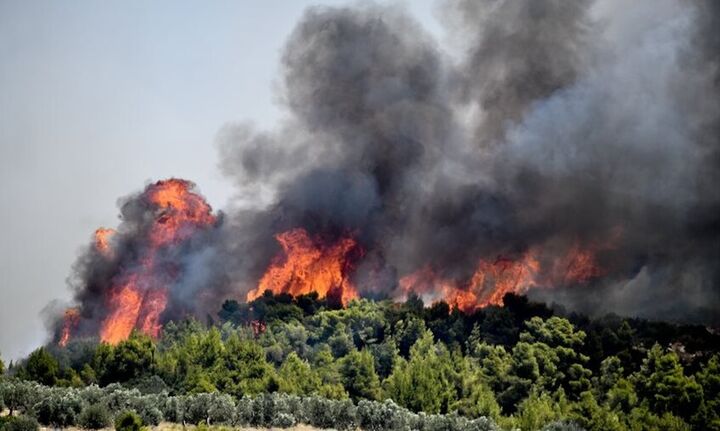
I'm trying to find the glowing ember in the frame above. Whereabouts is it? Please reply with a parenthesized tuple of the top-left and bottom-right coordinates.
(247, 228, 361, 306)
(58, 308, 80, 347)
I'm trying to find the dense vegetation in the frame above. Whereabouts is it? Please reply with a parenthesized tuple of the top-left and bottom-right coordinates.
(2, 292, 719, 430)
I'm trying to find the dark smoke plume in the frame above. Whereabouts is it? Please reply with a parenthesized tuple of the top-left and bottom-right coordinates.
(217, 0, 719, 323)
(59, 0, 720, 337)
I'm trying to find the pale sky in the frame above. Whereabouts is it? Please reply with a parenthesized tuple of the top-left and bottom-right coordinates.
(0, 0, 441, 360)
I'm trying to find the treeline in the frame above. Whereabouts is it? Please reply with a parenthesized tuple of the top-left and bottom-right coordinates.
(0, 381, 502, 431)
(2, 292, 719, 430)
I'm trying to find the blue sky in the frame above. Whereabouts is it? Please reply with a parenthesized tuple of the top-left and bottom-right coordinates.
(0, 0, 441, 360)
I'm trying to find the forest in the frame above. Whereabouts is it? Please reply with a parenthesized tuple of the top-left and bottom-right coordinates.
(1, 292, 719, 431)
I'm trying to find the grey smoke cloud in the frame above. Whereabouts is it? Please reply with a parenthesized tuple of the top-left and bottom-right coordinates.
(216, 0, 718, 322)
(61, 0, 720, 337)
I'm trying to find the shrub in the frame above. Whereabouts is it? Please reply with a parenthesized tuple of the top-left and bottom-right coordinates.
(129, 394, 164, 426)
(161, 395, 186, 424)
(0, 415, 39, 431)
(0, 380, 40, 415)
(79, 404, 112, 429)
(114, 411, 143, 431)
(184, 392, 234, 425)
(271, 412, 297, 428)
(78, 384, 105, 405)
(34, 387, 83, 427)
(357, 399, 411, 431)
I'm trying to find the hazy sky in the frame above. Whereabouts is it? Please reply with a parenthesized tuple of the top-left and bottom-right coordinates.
(0, 1, 440, 360)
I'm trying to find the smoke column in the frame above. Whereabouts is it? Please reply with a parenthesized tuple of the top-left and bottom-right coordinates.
(56, 0, 720, 342)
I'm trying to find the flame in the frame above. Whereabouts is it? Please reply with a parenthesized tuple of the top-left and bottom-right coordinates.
(58, 308, 80, 347)
(59, 179, 216, 346)
(400, 244, 605, 313)
(146, 179, 215, 247)
(94, 228, 115, 257)
(247, 228, 360, 306)
(550, 245, 604, 284)
(99, 280, 144, 345)
(399, 253, 541, 313)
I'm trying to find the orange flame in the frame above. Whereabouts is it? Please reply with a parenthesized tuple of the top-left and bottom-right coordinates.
(58, 308, 80, 347)
(91, 179, 216, 345)
(94, 228, 115, 258)
(99, 280, 144, 345)
(400, 243, 605, 313)
(399, 252, 541, 313)
(146, 179, 215, 247)
(247, 228, 360, 306)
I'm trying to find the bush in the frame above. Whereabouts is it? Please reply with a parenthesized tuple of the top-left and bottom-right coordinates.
(34, 387, 83, 427)
(185, 393, 234, 425)
(114, 411, 143, 431)
(79, 404, 112, 429)
(129, 394, 164, 426)
(0, 380, 40, 415)
(0, 415, 39, 431)
(161, 395, 186, 424)
(357, 399, 411, 431)
(271, 412, 297, 428)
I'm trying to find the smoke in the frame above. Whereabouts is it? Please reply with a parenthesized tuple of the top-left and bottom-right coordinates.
(59, 0, 720, 338)
(216, 0, 718, 322)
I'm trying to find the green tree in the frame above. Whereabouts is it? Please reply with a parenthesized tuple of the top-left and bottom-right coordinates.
(217, 333, 276, 396)
(0, 351, 5, 376)
(520, 317, 592, 400)
(23, 347, 59, 386)
(383, 330, 456, 414)
(278, 352, 321, 395)
(692, 354, 720, 429)
(452, 356, 501, 420)
(94, 332, 156, 385)
(312, 345, 348, 399)
(633, 344, 702, 420)
(570, 391, 624, 431)
(515, 390, 564, 431)
(338, 349, 381, 401)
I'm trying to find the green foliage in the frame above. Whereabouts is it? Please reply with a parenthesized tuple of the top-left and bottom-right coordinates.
(384, 330, 456, 414)
(633, 344, 702, 420)
(0, 380, 39, 415)
(0, 415, 39, 431)
(13, 292, 720, 429)
(339, 349, 381, 400)
(22, 348, 59, 386)
(277, 352, 321, 395)
(78, 403, 112, 429)
(95, 332, 156, 386)
(34, 386, 83, 427)
(114, 411, 143, 431)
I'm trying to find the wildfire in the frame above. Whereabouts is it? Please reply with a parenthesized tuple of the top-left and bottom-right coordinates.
(99, 280, 144, 345)
(247, 228, 361, 306)
(146, 179, 215, 247)
(61, 179, 217, 346)
(400, 244, 604, 313)
(399, 253, 541, 312)
(58, 308, 80, 347)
